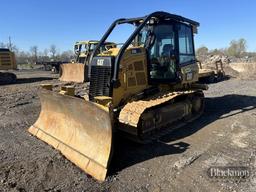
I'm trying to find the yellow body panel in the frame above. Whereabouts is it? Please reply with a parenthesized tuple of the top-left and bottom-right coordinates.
(180, 63, 199, 83)
(113, 47, 149, 107)
(0, 50, 16, 70)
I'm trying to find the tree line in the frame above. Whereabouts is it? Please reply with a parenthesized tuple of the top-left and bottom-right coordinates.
(1, 38, 255, 64)
(0, 42, 75, 64)
(196, 38, 256, 61)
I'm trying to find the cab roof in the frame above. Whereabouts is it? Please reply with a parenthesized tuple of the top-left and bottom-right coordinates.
(75, 41, 116, 46)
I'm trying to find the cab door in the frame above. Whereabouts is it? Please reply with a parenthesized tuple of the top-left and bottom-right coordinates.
(147, 23, 178, 83)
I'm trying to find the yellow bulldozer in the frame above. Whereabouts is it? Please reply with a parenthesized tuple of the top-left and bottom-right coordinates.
(74, 40, 116, 64)
(197, 59, 225, 83)
(59, 40, 116, 82)
(0, 48, 17, 84)
(29, 11, 208, 181)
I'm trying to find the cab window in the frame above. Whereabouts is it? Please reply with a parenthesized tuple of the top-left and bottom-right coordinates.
(89, 44, 96, 51)
(148, 24, 176, 80)
(178, 24, 195, 64)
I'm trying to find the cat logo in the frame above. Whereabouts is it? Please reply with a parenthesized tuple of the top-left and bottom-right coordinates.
(97, 59, 104, 66)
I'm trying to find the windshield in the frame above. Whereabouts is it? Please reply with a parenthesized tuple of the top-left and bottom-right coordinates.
(89, 43, 98, 51)
(74, 44, 80, 53)
(74, 44, 89, 54)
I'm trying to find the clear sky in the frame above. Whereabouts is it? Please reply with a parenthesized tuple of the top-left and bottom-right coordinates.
(1, 0, 256, 52)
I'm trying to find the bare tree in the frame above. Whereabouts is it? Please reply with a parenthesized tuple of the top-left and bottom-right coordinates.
(43, 48, 49, 57)
(8, 36, 13, 51)
(0, 38, 18, 53)
(16, 51, 30, 64)
(9, 45, 19, 53)
(49, 44, 57, 59)
(209, 48, 225, 56)
(30, 46, 38, 63)
(0, 42, 6, 48)
(60, 50, 74, 61)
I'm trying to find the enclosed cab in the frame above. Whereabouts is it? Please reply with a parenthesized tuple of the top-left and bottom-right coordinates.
(89, 13, 201, 106)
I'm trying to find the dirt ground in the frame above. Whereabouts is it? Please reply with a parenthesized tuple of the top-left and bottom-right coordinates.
(0, 69, 256, 192)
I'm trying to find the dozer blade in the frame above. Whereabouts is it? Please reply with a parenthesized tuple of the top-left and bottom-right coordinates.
(59, 63, 87, 82)
(28, 89, 112, 181)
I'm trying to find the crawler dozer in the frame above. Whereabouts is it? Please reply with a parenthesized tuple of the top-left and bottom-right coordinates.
(29, 12, 208, 181)
(59, 40, 116, 82)
(0, 48, 17, 84)
(197, 59, 225, 83)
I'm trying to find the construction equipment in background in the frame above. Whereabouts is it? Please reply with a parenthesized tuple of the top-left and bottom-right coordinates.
(0, 48, 17, 84)
(59, 40, 116, 82)
(36, 61, 69, 73)
(197, 59, 225, 83)
(29, 11, 208, 181)
(74, 40, 116, 64)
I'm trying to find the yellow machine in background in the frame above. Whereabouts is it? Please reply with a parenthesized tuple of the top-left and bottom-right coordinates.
(0, 48, 17, 84)
(29, 12, 208, 181)
(59, 40, 116, 82)
(197, 60, 225, 83)
(74, 40, 116, 64)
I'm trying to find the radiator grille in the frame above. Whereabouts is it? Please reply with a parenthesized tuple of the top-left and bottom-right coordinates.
(134, 61, 144, 71)
(136, 72, 146, 85)
(89, 66, 112, 99)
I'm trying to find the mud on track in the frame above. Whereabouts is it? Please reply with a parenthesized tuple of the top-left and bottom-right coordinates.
(0, 69, 256, 192)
